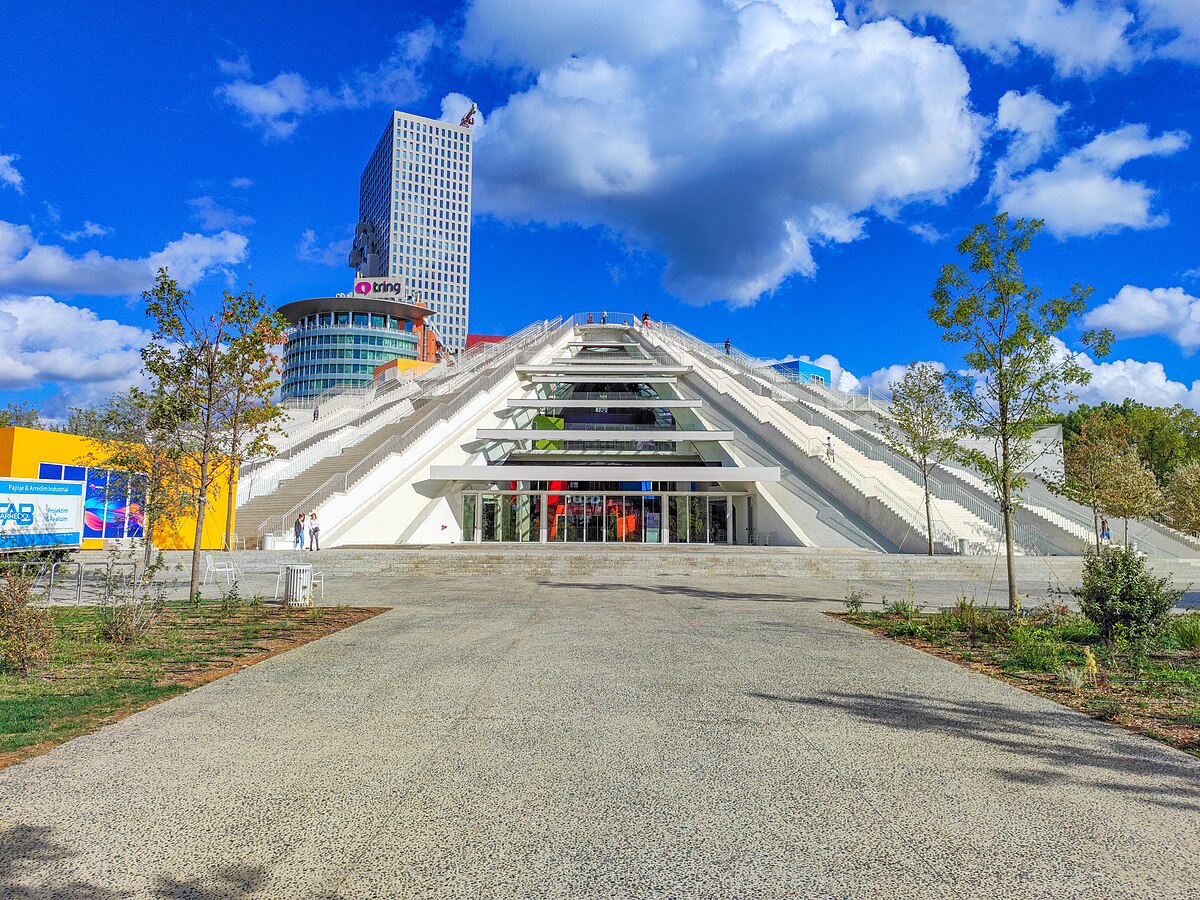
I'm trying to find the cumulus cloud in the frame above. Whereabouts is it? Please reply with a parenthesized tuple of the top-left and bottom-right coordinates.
(0, 295, 149, 409)
(0, 151, 24, 194)
(992, 123, 1189, 237)
(461, 0, 984, 305)
(187, 196, 255, 230)
(849, 0, 1135, 76)
(861, 359, 948, 395)
(60, 221, 111, 241)
(1063, 339, 1200, 410)
(0, 221, 248, 295)
(215, 25, 438, 139)
(1084, 285, 1200, 351)
(908, 223, 944, 243)
(992, 89, 1068, 183)
(851, 0, 1200, 74)
(296, 228, 352, 267)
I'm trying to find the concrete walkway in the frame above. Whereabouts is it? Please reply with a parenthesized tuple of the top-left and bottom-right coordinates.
(1, 577, 1198, 898)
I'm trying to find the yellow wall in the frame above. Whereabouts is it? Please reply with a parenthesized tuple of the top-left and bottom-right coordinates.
(0, 426, 234, 551)
(373, 358, 436, 382)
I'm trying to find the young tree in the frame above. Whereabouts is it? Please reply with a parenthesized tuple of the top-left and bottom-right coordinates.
(0, 400, 40, 429)
(1050, 411, 1133, 551)
(219, 310, 288, 551)
(81, 386, 194, 570)
(1163, 461, 1200, 536)
(930, 214, 1112, 610)
(1100, 448, 1160, 548)
(880, 363, 960, 555)
(141, 269, 283, 601)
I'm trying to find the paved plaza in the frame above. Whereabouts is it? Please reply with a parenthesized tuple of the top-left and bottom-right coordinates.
(1, 576, 1198, 898)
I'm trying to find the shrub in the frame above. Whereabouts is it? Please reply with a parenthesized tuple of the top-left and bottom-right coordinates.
(0, 568, 54, 677)
(843, 588, 866, 613)
(1058, 666, 1087, 690)
(96, 547, 165, 644)
(1072, 548, 1182, 653)
(1170, 614, 1200, 655)
(1007, 629, 1066, 673)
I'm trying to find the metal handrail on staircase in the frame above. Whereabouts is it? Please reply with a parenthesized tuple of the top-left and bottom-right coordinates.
(254, 318, 564, 543)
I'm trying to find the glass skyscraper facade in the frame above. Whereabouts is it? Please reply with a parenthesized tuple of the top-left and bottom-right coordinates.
(355, 110, 472, 353)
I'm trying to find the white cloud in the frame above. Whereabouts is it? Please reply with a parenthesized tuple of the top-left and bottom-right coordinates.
(851, 0, 1200, 73)
(216, 53, 253, 78)
(861, 359, 947, 395)
(1132, 0, 1200, 61)
(1184, 268, 1200, 280)
(296, 228, 352, 267)
(0, 152, 24, 194)
(850, 0, 1136, 76)
(0, 221, 248, 295)
(1084, 285, 1200, 351)
(60, 221, 111, 241)
(992, 89, 1069, 184)
(228, 177, 254, 189)
(993, 123, 1189, 237)
(461, 0, 985, 305)
(908, 223, 944, 243)
(215, 26, 438, 140)
(0, 295, 149, 408)
(187, 196, 255, 230)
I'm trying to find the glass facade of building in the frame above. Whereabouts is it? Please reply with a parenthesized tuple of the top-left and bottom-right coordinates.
(281, 310, 420, 400)
(358, 110, 472, 352)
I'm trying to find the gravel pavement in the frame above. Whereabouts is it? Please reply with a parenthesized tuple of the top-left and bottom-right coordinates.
(1, 576, 1198, 898)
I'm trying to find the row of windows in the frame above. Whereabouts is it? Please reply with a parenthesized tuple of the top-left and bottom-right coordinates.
(287, 333, 414, 349)
(285, 363, 380, 380)
(286, 348, 413, 365)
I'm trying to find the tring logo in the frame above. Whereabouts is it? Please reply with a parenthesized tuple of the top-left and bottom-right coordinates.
(0, 502, 35, 526)
(354, 281, 406, 296)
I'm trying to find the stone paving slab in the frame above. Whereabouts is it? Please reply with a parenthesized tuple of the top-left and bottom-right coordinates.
(1, 577, 1198, 898)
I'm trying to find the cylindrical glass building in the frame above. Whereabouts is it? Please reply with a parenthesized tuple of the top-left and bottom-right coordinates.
(278, 295, 432, 400)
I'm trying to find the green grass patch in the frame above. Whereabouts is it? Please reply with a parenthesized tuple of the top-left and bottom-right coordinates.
(836, 605, 1200, 757)
(0, 601, 379, 766)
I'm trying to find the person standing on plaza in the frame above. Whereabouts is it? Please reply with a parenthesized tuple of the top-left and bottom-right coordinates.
(600, 310, 608, 324)
(308, 512, 321, 551)
(293, 513, 306, 550)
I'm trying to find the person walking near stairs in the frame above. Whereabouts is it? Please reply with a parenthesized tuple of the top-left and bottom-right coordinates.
(293, 513, 306, 550)
(309, 512, 321, 551)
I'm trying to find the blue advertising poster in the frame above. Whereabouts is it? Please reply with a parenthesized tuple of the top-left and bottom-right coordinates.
(0, 479, 85, 551)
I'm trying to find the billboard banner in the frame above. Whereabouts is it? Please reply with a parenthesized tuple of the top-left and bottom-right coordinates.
(0, 479, 85, 552)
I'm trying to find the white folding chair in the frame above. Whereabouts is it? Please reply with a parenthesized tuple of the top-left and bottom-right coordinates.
(201, 552, 237, 586)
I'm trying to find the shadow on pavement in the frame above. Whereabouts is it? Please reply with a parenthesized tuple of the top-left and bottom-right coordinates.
(748, 690, 1200, 812)
(0, 824, 271, 899)
(540, 580, 819, 604)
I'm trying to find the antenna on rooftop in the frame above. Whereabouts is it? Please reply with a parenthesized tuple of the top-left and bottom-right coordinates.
(459, 103, 477, 128)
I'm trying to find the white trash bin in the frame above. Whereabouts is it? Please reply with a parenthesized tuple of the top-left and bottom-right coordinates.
(261, 534, 277, 551)
(284, 565, 314, 607)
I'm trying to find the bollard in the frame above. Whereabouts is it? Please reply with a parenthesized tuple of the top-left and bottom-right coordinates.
(957, 538, 970, 556)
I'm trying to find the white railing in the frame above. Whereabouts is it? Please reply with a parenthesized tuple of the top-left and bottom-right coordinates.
(255, 317, 565, 542)
(649, 325, 1014, 554)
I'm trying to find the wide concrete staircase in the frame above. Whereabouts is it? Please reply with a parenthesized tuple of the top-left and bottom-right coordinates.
(237, 395, 453, 542)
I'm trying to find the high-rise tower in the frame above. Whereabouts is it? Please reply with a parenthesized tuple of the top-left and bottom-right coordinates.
(350, 110, 472, 352)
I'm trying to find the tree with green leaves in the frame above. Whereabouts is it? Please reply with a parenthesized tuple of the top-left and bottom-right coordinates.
(881, 363, 961, 555)
(1050, 410, 1133, 551)
(930, 214, 1112, 610)
(80, 386, 194, 570)
(1100, 447, 1160, 548)
(1060, 399, 1200, 486)
(140, 269, 285, 601)
(0, 400, 40, 429)
(1163, 461, 1200, 537)
(218, 310, 288, 551)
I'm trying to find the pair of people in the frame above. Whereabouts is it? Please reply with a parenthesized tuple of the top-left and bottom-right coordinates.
(292, 511, 321, 550)
(1099, 516, 1112, 545)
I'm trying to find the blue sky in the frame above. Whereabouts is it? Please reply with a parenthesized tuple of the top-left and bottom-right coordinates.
(1, 0, 1198, 416)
